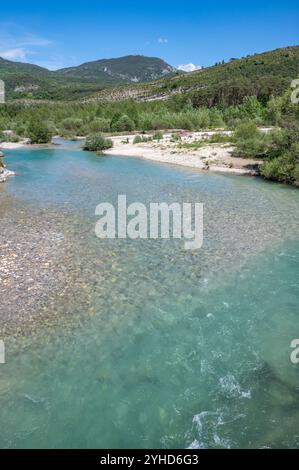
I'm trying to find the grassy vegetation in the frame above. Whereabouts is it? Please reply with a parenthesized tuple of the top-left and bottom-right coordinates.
(0, 95, 267, 137)
(178, 140, 205, 150)
(231, 94, 299, 184)
(152, 131, 164, 141)
(133, 135, 153, 144)
(83, 135, 113, 152)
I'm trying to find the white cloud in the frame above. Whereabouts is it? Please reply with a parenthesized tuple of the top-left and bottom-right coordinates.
(0, 24, 53, 64)
(158, 38, 168, 44)
(0, 48, 27, 61)
(177, 63, 202, 72)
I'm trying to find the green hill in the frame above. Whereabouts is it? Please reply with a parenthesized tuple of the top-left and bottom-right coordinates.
(0, 55, 176, 100)
(85, 45, 299, 106)
(57, 55, 176, 83)
(1, 46, 298, 105)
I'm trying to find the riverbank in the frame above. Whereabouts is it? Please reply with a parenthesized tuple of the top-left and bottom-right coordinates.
(0, 128, 272, 177)
(0, 167, 15, 183)
(0, 130, 263, 176)
(0, 150, 16, 182)
(105, 131, 263, 175)
(0, 141, 28, 149)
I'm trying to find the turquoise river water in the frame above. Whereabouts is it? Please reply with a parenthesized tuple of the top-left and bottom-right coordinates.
(0, 140, 299, 448)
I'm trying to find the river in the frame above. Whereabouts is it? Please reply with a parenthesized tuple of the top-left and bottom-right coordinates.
(0, 140, 299, 448)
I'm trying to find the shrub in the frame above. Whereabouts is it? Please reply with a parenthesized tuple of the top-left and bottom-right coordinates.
(152, 131, 164, 141)
(15, 124, 27, 137)
(192, 109, 211, 129)
(5, 133, 20, 143)
(28, 120, 53, 144)
(266, 96, 284, 126)
(83, 134, 113, 152)
(209, 108, 225, 128)
(207, 133, 231, 144)
(133, 135, 143, 144)
(234, 136, 267, 158)
(133, 134, 152, 144)
(111, 114, 135, 132)
(233, 121, 267, 158)
(61, 118, 84, 134)
(242, 96, 265, 120)
(89, 118, 111, 133)
(178, 140, 204, 150)
(46, 120, 57, 136)
(260, 152, 296, 184)
(234, 121, 260, 141)
(265, 128, 289, 158)
(171, 133, 182, 142)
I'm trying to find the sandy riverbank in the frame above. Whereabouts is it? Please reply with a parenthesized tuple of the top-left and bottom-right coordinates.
(0, 130, 264, 176)
(0, 141, 28, 150)
(106, 131, 263, 175)
(0, 167, 15, 183)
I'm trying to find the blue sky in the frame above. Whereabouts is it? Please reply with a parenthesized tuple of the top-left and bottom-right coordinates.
(0, 0, 298, 70)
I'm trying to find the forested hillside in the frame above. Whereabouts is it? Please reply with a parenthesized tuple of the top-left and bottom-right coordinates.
(86, 46, 299, 106)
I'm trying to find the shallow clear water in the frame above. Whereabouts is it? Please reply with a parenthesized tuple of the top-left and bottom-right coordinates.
(0, 143, 299, 448)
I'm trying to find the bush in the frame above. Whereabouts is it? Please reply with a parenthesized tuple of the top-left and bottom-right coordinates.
(133, 135, 143, 144)
(207, 133, 231, 144)
(61, 118, 84, 134)
(265, 128, 289, 158)
(171, 133, 182, 142)
(28, 120, 53, 144)
(242, 96, 265, 120)
(233, 121, 267, 158)
(111, 114, 135, 132)
(266, 96, 285, 126)
(153, 131, 164, 141)
(234, 121, 260, 141)
(83, 134, 113, 152)
(133, 134, 152, 144)
(15, 124, 27, 137)
(6, 133, 20, 143)
(260, 152, 296, 184)
(209, 108, 225, 128)
(89, 118, 111, 133)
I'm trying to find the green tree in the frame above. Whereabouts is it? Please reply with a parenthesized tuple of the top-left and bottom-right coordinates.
(27, 120, 53, 144)
(83, 134, 113, 152)
(111, 114, 135, 132)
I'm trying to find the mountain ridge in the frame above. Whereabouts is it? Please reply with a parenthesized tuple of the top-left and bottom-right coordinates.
(0, 54, 177, 100)
(57, 55, 177, 83)
(83, 45, 299, 106)
(0, 46, 298, 104)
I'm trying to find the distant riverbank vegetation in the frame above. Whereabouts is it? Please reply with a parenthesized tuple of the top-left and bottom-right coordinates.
(0, 88, 298, 184)
(83, 134, 113, 152)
